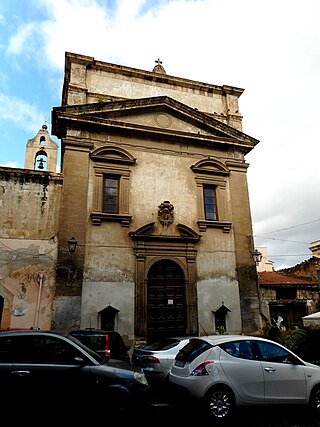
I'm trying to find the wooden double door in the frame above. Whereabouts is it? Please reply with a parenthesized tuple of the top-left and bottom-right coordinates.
(147, 260, 187, 342)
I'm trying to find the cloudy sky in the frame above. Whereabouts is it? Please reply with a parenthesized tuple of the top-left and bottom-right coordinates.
(0, 0, 319, 270)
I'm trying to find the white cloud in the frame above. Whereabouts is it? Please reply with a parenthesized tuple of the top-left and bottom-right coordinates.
(0, 161, 19, 168)
(0, 93, 45, 132)
(7, 23, 36, 55)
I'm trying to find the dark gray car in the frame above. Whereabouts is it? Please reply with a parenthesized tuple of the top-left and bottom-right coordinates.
(0, 329, 150, 413)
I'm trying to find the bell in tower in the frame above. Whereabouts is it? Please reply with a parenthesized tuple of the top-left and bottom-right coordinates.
(24, 124, 59, 172)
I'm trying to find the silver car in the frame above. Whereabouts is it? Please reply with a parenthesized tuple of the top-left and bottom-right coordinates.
(169, 335, 320, 422)
(132, 336, 193, 385)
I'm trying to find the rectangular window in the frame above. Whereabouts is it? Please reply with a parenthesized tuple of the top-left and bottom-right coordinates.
(276, 288, 296, 300)
(203, 185, 218, 220)
(103, 176, 119, 213)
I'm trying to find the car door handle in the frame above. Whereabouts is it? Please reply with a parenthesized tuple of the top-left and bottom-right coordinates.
(264, 367, 276, 372)
(12, 370, 31, 377)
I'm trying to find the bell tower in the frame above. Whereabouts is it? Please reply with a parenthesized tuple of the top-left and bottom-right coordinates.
(24, 124, 58, 172)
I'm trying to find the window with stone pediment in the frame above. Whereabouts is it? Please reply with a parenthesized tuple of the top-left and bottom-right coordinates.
(90, 146, 136, 226)
(191, 158, 232, 233)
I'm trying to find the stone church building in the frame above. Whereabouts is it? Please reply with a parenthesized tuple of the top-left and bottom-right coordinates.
(0, 52, 262, 345)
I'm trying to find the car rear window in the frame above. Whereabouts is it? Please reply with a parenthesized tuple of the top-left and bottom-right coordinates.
(175, 338, 212, 364)
(68, 330, 129, 361)
(141, 338, 181, 351)
(81, 334, 105, 353)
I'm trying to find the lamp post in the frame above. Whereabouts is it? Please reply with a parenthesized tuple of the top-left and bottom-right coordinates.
(252, 248, 264, 328)
(67, 237, 77, 285)
(67, 236, 77, 255)
(252, 249, 262, 266)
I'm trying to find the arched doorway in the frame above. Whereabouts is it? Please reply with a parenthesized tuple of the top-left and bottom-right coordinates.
(147, 259, 186, 342)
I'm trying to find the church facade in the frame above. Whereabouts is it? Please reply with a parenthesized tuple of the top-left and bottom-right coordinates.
(52, 52, 262, 343)
(0, 52, 262, 345)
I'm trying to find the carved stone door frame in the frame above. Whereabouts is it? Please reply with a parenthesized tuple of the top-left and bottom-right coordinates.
(129, 222, 201, 340)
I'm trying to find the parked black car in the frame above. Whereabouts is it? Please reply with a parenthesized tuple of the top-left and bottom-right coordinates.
(68, 329, 130, 361)
(0, 329, 149, 414)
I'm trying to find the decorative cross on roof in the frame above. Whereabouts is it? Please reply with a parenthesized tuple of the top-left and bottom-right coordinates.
(152, 58, 166, 74)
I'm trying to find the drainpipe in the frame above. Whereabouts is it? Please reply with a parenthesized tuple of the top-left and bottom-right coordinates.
(33, 273, 44, 329)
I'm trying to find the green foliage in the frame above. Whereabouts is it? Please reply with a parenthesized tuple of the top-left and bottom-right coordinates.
(217, 326, 225, 335)
(262, 324, 310, 358)
(280, 329, 309, 351)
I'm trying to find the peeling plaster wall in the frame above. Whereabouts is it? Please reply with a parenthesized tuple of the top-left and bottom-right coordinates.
(65, 53, 244, 131)
(81, 138, 245, 334)
(0, 168, 62, 238)
(52, 296, 81, 330)
(0, 168, 62, 329)
(0, 239, 57, 329)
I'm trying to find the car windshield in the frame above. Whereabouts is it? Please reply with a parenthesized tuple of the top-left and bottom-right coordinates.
(142, 338, 182, 351)
(67, 334, 105, 363)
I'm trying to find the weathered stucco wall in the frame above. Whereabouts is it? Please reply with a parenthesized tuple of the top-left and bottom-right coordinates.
(64, 52, 244, 131)
(0, 168, 63, 238)
(82, 136, 244, 334)
(0, 168, 62, 329)
(52, 296, 81, 330)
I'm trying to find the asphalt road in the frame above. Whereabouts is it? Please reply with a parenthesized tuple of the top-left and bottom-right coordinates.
(141, 388, 320, 427)
(143, 403, 320, 427)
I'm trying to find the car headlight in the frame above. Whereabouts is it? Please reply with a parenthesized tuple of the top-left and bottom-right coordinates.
(134, 371, 148, 385)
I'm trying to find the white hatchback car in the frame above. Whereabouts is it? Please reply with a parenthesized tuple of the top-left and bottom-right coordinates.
(169, 335, 320, 422)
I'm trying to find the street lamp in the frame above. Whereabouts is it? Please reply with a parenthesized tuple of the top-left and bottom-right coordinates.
(252, 249, 262, 266)
(68, 236, 77, 254)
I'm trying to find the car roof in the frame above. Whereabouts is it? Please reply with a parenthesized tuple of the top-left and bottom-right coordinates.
(192, 335, 273, 345)
(146, 336, 195, 342)
(68, 329, 120, 334)
(0, 329, 69, 337)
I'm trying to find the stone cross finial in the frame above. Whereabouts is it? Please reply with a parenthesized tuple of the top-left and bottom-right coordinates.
(152, 58, 166, 75)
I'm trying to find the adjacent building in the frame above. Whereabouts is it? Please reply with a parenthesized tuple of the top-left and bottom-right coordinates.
(259, 271, 319, 330)
(0, 126, 62, 330)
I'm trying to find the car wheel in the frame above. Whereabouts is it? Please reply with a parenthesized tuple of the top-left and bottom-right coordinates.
(205, 385, 235, 422)
(309, 385, 320, 414)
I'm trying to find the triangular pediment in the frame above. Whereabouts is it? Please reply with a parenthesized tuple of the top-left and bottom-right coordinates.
(52, 96, 258, 151)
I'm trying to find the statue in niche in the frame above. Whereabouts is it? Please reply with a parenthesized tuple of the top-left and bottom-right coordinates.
(158, 200, 174, 226)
